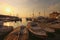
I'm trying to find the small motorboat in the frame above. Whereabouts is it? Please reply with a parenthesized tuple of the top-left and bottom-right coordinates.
(27, 22, 47, 40)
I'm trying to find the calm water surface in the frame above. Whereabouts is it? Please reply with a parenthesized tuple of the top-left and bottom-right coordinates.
(3, 18, 28, 28)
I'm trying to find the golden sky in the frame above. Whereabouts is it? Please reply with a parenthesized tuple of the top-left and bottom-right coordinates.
(0, 0, 60, 17)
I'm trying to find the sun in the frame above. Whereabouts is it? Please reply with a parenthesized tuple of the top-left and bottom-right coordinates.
(5, 7, 11, 13)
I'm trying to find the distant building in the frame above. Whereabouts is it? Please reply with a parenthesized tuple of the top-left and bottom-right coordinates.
(49, 12, 60, 19)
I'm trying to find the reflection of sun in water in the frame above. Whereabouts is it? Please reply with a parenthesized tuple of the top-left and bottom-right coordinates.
(4, 22, 10, 26)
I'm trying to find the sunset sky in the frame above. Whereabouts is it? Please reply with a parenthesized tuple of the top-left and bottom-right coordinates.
(0, 0, 60, 17)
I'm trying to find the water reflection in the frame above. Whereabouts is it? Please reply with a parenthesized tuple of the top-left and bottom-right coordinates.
(3, 18, 27, 28)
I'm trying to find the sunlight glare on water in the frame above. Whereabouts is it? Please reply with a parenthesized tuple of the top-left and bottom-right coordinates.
(3, 18, 27, 28)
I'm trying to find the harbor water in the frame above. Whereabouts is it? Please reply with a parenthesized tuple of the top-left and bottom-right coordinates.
(3, 18, 27, 28)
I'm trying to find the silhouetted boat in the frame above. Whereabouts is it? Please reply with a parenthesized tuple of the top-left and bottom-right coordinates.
(0, 15, 22, 40)
(26, 18, 32, 21)
(27, 22, 48, 40)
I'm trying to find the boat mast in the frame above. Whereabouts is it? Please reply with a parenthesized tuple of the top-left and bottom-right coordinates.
(39, 12, 40, 16)
(32, 9, 34, 18)
(44, 9, 45, 17)
(44, 8, 45, 17)
(32, 9, 35, 21)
